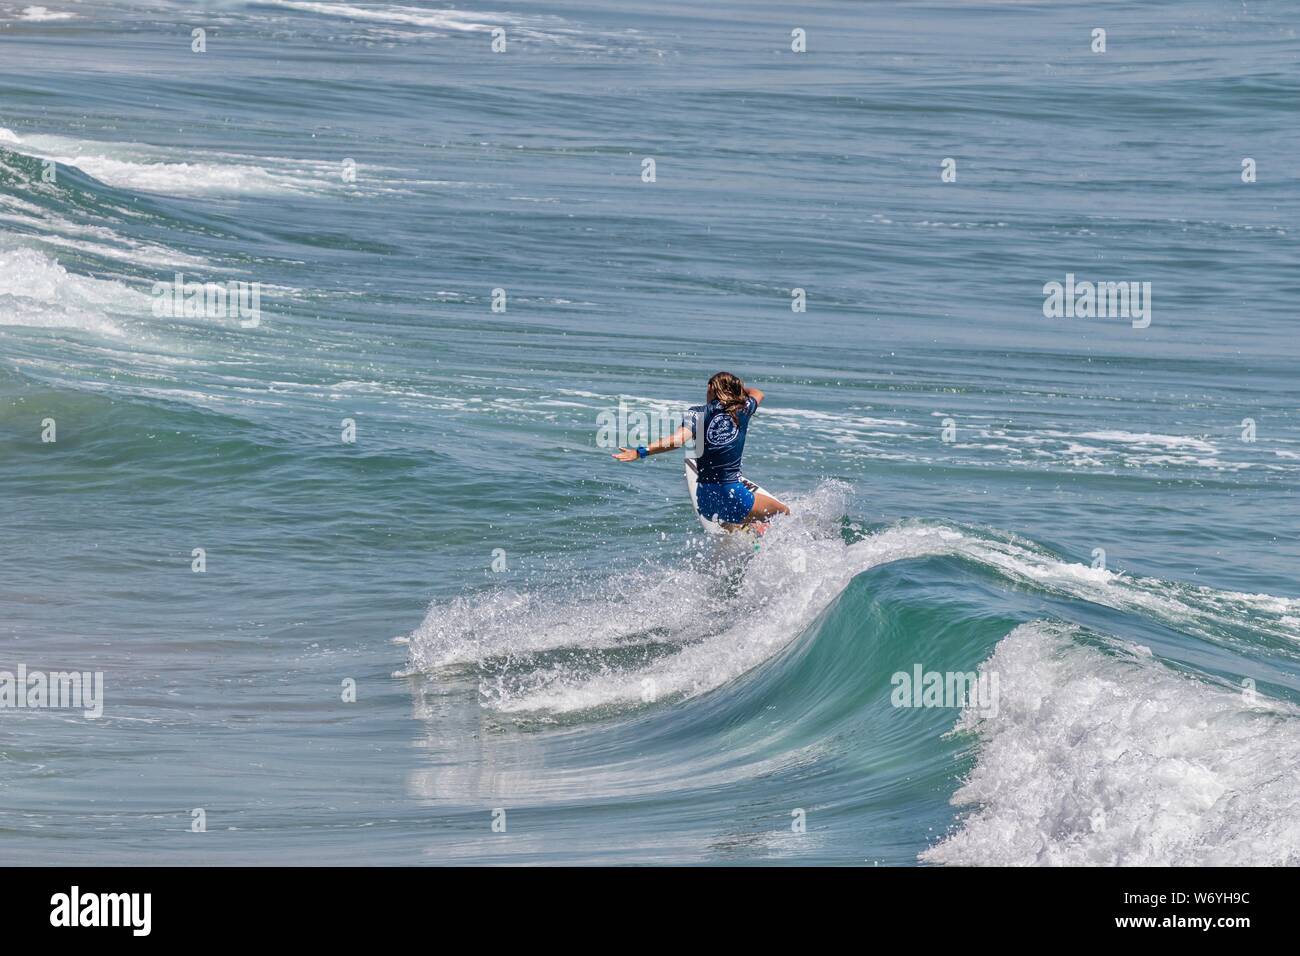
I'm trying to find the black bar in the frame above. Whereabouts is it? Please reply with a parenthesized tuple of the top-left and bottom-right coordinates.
(0, 866, 1279, 942)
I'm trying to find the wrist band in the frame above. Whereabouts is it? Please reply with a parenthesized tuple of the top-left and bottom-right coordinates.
(637, 446, 648, 459)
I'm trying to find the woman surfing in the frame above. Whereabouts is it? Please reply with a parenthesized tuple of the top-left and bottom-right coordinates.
(612, 371, 790, 531)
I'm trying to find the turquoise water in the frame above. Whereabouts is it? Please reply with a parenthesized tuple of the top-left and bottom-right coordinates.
(1, 0, 1298, 865)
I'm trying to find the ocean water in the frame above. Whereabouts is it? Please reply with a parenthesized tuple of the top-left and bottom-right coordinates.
(1, 0, 1298, 865)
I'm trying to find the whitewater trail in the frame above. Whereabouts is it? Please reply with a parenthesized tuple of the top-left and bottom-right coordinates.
(1, 126, 361, 197)
(404, 480, 1300, 717)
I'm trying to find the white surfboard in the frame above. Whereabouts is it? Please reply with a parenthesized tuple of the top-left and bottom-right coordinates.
(684, 456, 784, 534)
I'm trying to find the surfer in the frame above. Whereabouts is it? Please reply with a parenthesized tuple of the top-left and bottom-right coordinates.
(612, 371, 790, 529)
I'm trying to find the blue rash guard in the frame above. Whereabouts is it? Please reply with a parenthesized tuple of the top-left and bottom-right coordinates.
(684, 396, 759, 523)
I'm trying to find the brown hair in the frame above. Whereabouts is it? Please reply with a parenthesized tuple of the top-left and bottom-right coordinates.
(707, 371, 747, 426)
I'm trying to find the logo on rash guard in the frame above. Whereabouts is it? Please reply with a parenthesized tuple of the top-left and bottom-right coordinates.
(706, 413, 739, 446)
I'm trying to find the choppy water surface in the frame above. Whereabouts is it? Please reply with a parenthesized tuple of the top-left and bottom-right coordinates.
(1, 0, 1297, 864)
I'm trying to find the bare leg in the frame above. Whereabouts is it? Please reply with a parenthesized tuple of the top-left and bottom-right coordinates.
(745, 492, 790, 524)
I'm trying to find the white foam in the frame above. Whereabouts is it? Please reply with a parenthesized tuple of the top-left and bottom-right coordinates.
(259, 0, 588, 45)
(407, 484, 960, 713)
(1, 127, 349, 197)
(763, 406, 910, 429)
(1069, 430, 1218, 454)
(407, 498, 1300, 717)
(52, 154, 306, 197)
(922, 622, 1300, 866)
(0, 246, 146, 336)
(22, 231, 209, 270)
(16, 6, 75, 21)
(0, 200, 210, 270)
(264, 1, 499, 31)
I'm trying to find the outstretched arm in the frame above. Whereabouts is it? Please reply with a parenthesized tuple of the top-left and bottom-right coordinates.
(611, 424, 693, 462)
(745, 385, 765, 407)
